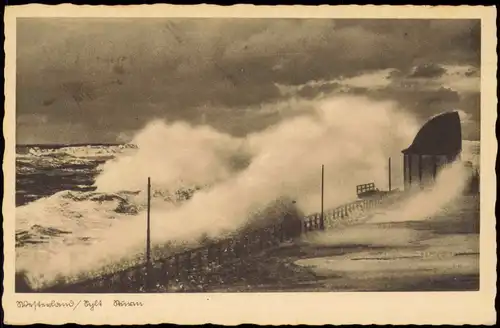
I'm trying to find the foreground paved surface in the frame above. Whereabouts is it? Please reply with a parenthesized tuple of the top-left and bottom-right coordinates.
(205, 195, 479, 292)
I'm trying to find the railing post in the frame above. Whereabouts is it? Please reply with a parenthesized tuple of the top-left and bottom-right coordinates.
(217, 243, 223, 265)
(320, 164, 325, 230)
(174, 254, 180, 278)
(388, 157, 392, 192)
(145, 177, 152, 292)
(162, 260, 169, 289)
(197, 250, 203, 270)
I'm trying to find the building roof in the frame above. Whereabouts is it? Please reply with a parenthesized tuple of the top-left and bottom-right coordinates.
(402, 111, 462, 156)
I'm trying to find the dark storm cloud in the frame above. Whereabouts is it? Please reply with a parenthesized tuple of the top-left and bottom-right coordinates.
(16, 18, 481, 143)
(409, 64, 447, 78)
(327, 74, 479, 139)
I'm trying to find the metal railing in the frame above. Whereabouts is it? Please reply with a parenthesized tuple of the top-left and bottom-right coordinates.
(33, 193, 391, 293)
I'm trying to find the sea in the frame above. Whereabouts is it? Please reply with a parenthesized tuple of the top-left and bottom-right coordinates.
(16, 143, 136, 206)
(15, 144, 153, 289)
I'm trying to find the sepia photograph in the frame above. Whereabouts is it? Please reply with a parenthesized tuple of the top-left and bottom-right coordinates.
(3, 4, 497, 326)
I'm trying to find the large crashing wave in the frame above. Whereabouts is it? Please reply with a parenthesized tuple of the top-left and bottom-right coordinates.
(17, 95, 476, 290)
(94, 123, 249, 193)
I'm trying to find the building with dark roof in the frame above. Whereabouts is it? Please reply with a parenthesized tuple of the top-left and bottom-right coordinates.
(402, 111, 462, 190)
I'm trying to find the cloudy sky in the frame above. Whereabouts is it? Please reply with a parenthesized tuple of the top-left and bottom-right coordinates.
(16, 18, 480, 144)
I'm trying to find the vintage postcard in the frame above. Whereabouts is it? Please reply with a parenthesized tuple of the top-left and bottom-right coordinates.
(3, 4, 497, 325)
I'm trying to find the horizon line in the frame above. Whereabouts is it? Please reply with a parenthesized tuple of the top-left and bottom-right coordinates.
(15, 142, 137, 147)
(16, 139, 481, 147)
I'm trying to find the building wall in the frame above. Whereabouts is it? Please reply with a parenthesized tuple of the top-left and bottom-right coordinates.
(421, 155, 435, 188)
(403, 154, 410, 191)
(403, 154, 451, 191)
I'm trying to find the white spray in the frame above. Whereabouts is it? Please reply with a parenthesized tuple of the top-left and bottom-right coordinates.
(17, 95, 421, 288)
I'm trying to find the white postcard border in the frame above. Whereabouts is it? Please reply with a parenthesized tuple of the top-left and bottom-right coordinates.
(3, 5, 497, 325)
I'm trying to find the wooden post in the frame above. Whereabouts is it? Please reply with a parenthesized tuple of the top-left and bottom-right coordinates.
(388, 157, 392, 191)
(408, 154, 412, 186)
(320, 164, 325, 230)
(146, 177, 151, 292)
(433, 156, 438, 181)
(403, 154, 407, 191)
(418, 155, 423, 188)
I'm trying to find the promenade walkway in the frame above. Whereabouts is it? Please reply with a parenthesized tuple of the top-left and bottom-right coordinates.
(204, 195, 479, 292)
